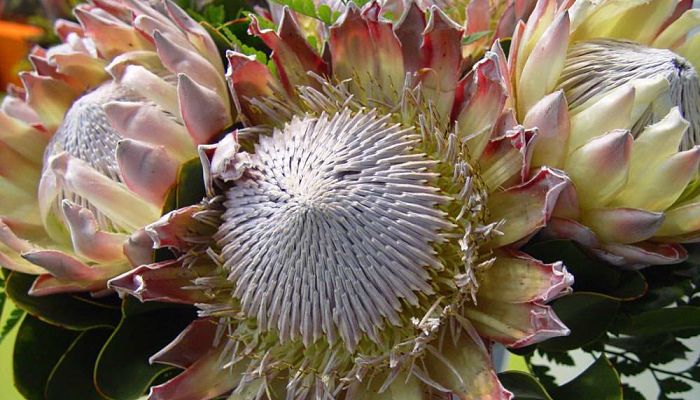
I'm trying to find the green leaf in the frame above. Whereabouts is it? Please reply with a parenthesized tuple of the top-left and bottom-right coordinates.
(658, 377, 692, 394)
(611, 357, 646, 377)
(551, 356, 622, 400)
(94, 298, 196, 399)
(0, 275, 6, 317)
(45, 328, 112, 400)
(203, 4, 225, 26)
(176, 158, 206, 208)
(626, 285, 686, 313)
(0, 308, 25, 344)
(498, 371, 553, 400)
(219, 24, 269, 65)
(13, 314, 80, 400)
(528, 363, 557, 394)
(270, 0, 341, 23)
(462, 30, 491, 45)
(690, 364, 700, 380)
(607, 334, 690, 365)
(616, 306, 700, 336)
(317, 4, 333, 25)
(5, 271, 120, 330)
(540, 350, 574, 366)
(621, 384, 645, 400)
(538, 292, 620, 352)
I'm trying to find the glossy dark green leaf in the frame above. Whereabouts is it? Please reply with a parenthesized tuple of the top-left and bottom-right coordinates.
(608, 270, 647, 301)
(539, 292, 620, 351)
(176, 158, 206, 208)
(625, 285, 686, 313)
(45, 328, 112, 400)
(616, 306, 700, 336)
(13, 314, 80, 400)
(551, 356, 622, 400)
(498, 371, 553, 400)
(94, 298, 195, 399)
(5, 271, 120, 330)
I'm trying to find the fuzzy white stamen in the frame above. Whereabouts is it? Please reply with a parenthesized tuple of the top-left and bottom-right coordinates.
(215, 109, 454, 349)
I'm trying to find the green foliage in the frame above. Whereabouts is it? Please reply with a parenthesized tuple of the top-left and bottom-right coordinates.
(516, 240, 700, 400)
(44, 329, 112, 400)
(93, 298, 196, 399)
(462, 30, 492, 45)
(4, 271, 120, 331)
(550, 356, 622, 400)
(0, 269, 23, 345)
(0, 308, 24, 345)
(13, 315, 81, 400)
(270, 0, 342, 25)
(177, 0, 270, 67)
(498, 371, 553, 400)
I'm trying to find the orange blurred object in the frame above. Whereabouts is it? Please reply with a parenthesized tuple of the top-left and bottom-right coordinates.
(0, 20, 43, 89)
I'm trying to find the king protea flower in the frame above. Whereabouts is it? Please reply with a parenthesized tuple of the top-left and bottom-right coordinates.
(109, 2, 574, 399)
(0, 0, 233, 294)
(500, 0, 700, 267)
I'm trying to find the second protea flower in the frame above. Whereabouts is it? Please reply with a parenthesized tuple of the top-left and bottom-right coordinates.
(503, 0, 700, 267)
(110, 3, 574, 399)
(0, 0, 233, 293)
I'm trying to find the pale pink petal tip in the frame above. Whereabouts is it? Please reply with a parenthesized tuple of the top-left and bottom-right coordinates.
(543, 261, 575, 302)
(511, 304, 570, 348)
(145, 205, 201, 251)
(116, 139, 179, 207)
(61, 200, 126, 263)
(178, 73, 231, 145)
(107, 259, 210, 304)
(596, 241, 688, 269)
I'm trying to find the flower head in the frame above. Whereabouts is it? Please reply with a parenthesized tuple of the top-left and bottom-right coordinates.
(503, 0, 700, 267)
(0, 0, 233, 294)
(110, 3, 574, 399)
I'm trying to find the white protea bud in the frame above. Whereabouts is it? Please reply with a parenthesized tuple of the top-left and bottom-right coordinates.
(0, 0, 233, 293)
(560, 39, 700, 149)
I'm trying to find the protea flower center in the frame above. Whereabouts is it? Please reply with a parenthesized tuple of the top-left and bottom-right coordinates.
(47, 82, 130, 182)
(559, 39, 700, 149)
(216, 110, 453, 349)
(43, 82, 139, 232)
